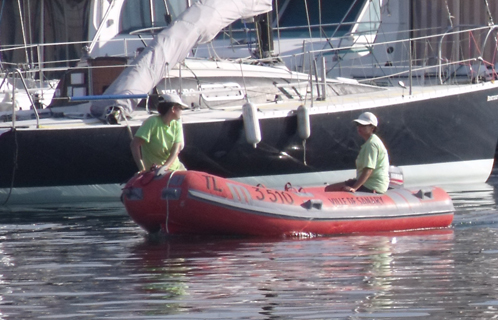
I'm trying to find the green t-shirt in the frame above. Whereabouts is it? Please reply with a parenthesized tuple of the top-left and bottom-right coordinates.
(135, 115, 185, 171)
(355, 134, 390, 193)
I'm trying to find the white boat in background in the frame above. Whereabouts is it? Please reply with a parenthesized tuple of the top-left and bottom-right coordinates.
(1, 0, 498, 206)
(0, 71, 58, 112)
(87, 0, 386, 71)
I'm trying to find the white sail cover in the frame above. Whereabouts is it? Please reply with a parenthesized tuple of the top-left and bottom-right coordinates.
(91, 0, 272, 117)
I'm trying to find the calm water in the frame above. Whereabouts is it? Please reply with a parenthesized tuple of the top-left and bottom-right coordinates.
(1, 175, 498, 319)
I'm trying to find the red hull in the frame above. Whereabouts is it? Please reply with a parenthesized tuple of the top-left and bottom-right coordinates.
(122, 170, 454, 237)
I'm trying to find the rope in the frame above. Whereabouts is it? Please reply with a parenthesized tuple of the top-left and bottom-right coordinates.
(107, 105, 134, 140)
(119, 107, 134, 141)
(181, 61, 204, 109)
(164, 170, 176, 234)
(239, 60, 249, 103)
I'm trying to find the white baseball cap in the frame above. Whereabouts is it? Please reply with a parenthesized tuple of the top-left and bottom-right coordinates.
(354, 112, 378, 127)
(159, 93, 189, 109)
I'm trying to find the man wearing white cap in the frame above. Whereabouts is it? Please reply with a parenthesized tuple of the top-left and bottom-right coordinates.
(327, 111, 390, 193)
(130, 93, 190, 173)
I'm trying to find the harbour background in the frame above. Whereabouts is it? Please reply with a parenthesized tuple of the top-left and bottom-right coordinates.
(0, 171, 497, 319)
(3, 0, 498, 69)
(1, 1, 498, 318)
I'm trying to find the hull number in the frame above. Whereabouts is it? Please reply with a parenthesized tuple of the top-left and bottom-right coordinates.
(254, 188, 294, 204)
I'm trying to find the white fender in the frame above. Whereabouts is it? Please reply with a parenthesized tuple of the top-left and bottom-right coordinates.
(297, 105, 310, 140)
(242, 102, 261, 148)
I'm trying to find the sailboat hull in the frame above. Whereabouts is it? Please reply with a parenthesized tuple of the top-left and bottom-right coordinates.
(1, 82, 497, 192)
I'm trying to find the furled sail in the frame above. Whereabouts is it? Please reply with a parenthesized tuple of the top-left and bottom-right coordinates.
(90, 0, 272, 117)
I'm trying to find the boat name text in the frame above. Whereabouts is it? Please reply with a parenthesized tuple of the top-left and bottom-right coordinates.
(328, 196, 385, 206)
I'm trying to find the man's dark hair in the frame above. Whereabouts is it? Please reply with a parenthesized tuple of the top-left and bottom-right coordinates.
(157, 102, 175, 115)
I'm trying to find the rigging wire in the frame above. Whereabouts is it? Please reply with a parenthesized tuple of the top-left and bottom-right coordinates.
(275, 0, 281, 56)
(304, 0, 312, 42)
(239, 59, 252, 105)
(444, 0, 454, 28)
(26, 0, 34, 67)
(17, 0, 30, 64)
(0, 0, 5, 69)
(483, 0, 498, 52)
(484, 0, 495, 26)
(303, 0, 313, 71)
(180, 61, 207, 109)
(0, 0, 4, 25)
(254, 18, 262, 58)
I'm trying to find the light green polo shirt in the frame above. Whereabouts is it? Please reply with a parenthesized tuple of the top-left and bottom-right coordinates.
(355, 134, 389, 193)
(135, 115, 185, 171)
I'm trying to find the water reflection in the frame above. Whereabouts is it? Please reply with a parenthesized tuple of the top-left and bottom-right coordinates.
(443, 172, 498, 229)
(0, 212, 496, 319)
(125, 230, 458, 319)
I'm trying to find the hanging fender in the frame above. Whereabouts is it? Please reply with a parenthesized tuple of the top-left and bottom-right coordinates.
(297, 105, 310, 140)
(242, 102, 261, 148)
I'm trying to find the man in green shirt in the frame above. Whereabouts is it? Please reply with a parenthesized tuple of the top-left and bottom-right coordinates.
(327, 112, 390, 193)
(130, 93, 189, 173)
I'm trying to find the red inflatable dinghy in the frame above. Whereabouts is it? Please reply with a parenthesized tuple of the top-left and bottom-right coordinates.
(122, 169, 454, 237)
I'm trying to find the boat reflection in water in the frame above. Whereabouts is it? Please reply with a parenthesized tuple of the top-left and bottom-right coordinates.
(445, 171, 498, 227)
(130, 229, 456, 318)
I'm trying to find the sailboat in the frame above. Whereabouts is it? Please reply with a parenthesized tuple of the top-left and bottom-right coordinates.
(1, 0, 498, 206)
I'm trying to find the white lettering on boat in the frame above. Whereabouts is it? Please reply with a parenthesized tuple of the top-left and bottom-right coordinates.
(227, 183, 252, 204)
(328, 196, 384, 206)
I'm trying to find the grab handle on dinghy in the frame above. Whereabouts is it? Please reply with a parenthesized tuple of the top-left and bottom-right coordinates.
(155, 165, 170, 177)
(302, 199, 323, 210)
(414, 189, 433, 199)
(285, 182, 295, 192)
(122, 187, 143, 201)
(284, 182, 306, 193)
(162, 188, 181, 200)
